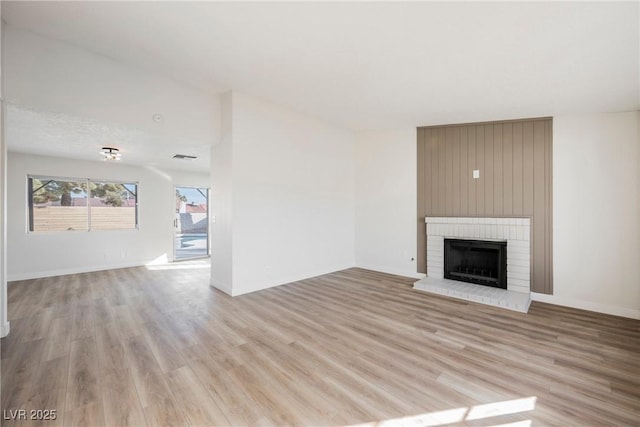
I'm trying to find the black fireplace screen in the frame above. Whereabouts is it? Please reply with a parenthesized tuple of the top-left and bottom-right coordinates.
(444, 239, 507, 289)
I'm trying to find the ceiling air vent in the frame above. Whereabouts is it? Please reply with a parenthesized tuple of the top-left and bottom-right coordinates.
(172, 154, 198, 160)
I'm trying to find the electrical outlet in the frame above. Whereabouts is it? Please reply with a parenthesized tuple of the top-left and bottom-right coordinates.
(473, 170, 480, 179)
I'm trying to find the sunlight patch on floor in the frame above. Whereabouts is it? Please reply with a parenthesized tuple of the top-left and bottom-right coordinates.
(145, 254, 210, 270)
(349, 396, 536, 427)
(145, 263, 210, 271)
(489, 420, 532, 427)
(375, 407, 467, 426)
(466, 396, 536, 420)
(145, 254, 169, 265)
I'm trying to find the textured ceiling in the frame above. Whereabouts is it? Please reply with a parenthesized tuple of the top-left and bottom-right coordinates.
(6, 105, 212, 172)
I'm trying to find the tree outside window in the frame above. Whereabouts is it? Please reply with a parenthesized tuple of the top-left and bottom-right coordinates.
(28, 176, 138, 232)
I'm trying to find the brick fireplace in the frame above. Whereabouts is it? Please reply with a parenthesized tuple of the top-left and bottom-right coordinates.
(414, 217, 532, 312)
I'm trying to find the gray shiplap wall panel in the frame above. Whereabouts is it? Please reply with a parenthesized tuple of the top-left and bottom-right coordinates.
(503, 123, 514, 216)
(460, 126, 469, 216)
(417, 128, 426, 274)
(494, 125, 504, 216)
(513, 123, 524, 216)
(468, 127, 477, 217)
(417, 117, 553, 294)
(476, 126, 486, 215)
(484, 125, 494, 215)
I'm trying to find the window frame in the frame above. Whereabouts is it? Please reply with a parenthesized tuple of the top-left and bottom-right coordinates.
(27, 175, 139, 233)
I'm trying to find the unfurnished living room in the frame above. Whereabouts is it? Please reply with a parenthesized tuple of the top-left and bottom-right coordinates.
(0, 1, 639, 426)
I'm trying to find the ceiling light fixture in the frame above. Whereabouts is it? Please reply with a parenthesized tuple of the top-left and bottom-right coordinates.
(100, 147, 121, 161)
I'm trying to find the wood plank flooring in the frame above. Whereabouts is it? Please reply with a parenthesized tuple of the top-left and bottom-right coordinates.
(2, 263, 639, 426)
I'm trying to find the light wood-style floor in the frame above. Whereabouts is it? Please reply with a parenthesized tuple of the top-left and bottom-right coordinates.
(2, 263, 639, 426)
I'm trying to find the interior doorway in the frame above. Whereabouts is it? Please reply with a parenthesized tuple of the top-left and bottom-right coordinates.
(174, 186, 209, 260)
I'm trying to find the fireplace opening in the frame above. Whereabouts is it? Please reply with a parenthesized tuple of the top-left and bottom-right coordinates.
(444, 239, 507, 289)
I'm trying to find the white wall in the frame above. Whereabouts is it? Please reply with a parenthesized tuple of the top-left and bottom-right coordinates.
(4, 26, 219, 145)
(211, 92, 355, 296)
(535, 112, 639, 318)
(355, 129, 420, 278)
(210, 92, 234, 294)
(7, 152, 209, 280)
(1, 8, 10, 337)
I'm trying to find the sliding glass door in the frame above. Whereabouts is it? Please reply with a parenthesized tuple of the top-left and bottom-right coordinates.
(174, 186, 209, 260)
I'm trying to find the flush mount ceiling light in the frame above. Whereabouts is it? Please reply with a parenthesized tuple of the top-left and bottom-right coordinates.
(100, 147, 121, 161)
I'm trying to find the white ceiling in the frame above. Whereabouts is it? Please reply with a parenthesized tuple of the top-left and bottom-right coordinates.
(5, 105, 212, 172)
(3, 1, 639, 142)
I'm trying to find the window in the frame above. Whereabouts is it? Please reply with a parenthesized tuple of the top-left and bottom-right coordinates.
(88, 181, 138, 230)
(28, 176, 138, 232)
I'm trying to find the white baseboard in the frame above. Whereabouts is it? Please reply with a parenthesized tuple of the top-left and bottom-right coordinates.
(210, 278, 232, 296)
(355, 263, 425, 280)
(1, 322, 10, 338)
(531, 292, 640, 320)
(7, 260, 151, 282)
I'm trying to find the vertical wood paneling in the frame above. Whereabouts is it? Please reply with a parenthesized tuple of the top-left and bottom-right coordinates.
(503, 123, 513, 216)
(468, 126, 477, 216)
(452, 127, 461, 215)
(424, 128, 431, 215)
(523, 122, 535, 215)
(445, 127, 454, 215)
(512, 123, 524, 215)
(417, 117, 553, 294)
(493, 124, 503, 216)
(460, 127, 469, 216)
(475, 125, 485, 215)
(522, 121, 535, 289)
(426, 128, 435, 274)
(438, 128, 446, 215)
(417, 128, 426, 274)
(429, 129, 438, 218)
(484, 125, 494, 216)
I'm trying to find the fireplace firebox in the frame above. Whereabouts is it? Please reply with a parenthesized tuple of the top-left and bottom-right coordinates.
(444, 239, 507, 289)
